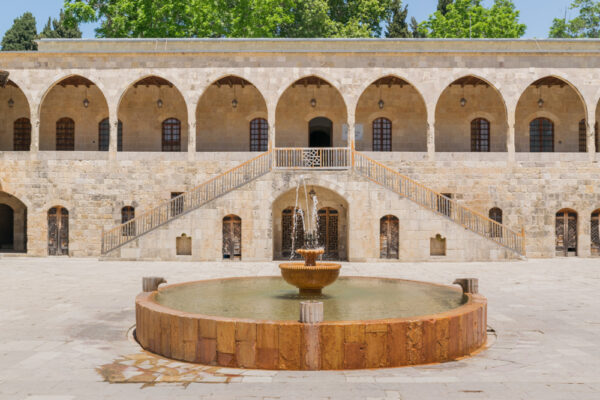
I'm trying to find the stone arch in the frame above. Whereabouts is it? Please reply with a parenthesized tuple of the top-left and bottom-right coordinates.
(355, 75, 427, 152)
(196, 75, 268, 151)
(0, 77, 32, 151)
(272, 183, 349, 260)
(515, 76, 586, 152)
(0, 191, 27, 253)
(275, 75, 348, 148)
(38, 75, 110, 151)
(435, 75, 508, 152)
(117, 75, 188, 151)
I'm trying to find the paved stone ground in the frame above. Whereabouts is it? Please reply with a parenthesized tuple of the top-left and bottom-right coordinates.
(0, 257, 598, 399)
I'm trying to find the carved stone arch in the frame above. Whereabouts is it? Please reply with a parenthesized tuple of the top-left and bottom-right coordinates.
(274, 73, 350, 110)
(37, 73, 110, 116)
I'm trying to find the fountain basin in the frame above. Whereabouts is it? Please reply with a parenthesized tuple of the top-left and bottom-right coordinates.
(279, 262, 341, 294)
(135, 277, 487, 370)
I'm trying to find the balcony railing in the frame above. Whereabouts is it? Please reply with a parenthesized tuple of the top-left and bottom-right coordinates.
(274, 147, 350, 169)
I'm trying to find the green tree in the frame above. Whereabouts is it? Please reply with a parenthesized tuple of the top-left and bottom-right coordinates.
(410, 17, 427, 38)
(437, 0, 454, 15)
(1, 12, 38, 51)
(549, 0, 600, 38)
(422, 0, 525, 38)
(38, 9, 82, 39)
(385, 0, 410, 38)
(64, 0, 393, 38)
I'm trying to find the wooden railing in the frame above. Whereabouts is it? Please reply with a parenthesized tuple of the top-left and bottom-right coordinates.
(101, 151, 272, 254)
(353, 151, 526, 256)
(275, 147, 350, 169)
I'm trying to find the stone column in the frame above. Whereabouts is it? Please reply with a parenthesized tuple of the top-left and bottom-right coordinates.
(30, 112, 40, 155)
(268, 113, 276, 150)
(347, 111, 355, 149)
(507, 110, 516, 163)
(586, 106, 596, 161)
(426, 114, 435, 160)
(187, 104, 197, 161)
(579, 209, 591, 258)
(108, 105, 118, 160)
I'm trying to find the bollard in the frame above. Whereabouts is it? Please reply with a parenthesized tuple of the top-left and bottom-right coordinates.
(453, 278, 479, 294)
(299, 301, 324, 323)
(142, 276, 167, 292)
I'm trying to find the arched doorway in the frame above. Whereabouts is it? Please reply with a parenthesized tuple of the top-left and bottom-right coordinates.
(489, 207, 503, 238)
(309, 117, 332, 148)
(48, 206, 69, 256)
(591, 210, 600, 257)
(380, 215, 399, 259)
(0, 204, 14, 250)
(282, 207, 304, 258)
(555, 209, 577, 256)
(222, 215, 241, 260)
(318, 207, 338, 259)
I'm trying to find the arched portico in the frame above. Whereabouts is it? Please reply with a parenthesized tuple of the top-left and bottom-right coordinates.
(272, 185, 348, 260)
(0, 191, 27, 253)
(0, 76, 31, 151)
(196, 76, 268, 151)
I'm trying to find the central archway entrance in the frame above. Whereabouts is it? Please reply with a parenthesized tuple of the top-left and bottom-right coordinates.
(0, 191, 27, 253)
(0, 204, 14, 250)
(309, 117, 332, 148)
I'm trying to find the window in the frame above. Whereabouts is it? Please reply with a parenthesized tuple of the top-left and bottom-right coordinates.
(592, 210, 600, 257)
(56, 118, 75, 151)
(471, 118, 490, 152)
(223, 215, 242, 260)
(121, 206, 135, 236)
(530, 118, 554, 152)
(556, 209, 577, 256)
(170, 192, 184, 217)
(13, 118, 31, 151)
(579, 119, 587, 153)
(373, 117, 391, 151)
(98, 119, 123, 151)
(437, 193, 453, 217)
(250, 118, 268, 151)
(48, 206, 68, 255)
(380, 215, 399, 259)
(162, 118, 181, 152)
(489, 207, 503, 238)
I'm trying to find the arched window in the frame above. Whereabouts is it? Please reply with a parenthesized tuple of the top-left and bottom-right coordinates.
(471, 118, 490, 152)
(380, 215, 399, 259)
(13, 118, 31, 151)
(162, 118, 181, 152)
(591, 210, 600, 256)
(48, 206, 68, 255)
(121, 206, 135, 236)
(373, 117, 391, 152)
(530, 118, 554, 152)
(489, 207, 503, 238)
(556, 209, 577, 256)
(579, 119, 587, 152)
(56, 118, 75, 151)
(250, 118, 268, 152)
(98, 119, 123, 151)
(223, 215, 242, 260)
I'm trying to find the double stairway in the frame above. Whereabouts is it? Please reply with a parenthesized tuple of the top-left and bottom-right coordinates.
(101, 148, 525, 256)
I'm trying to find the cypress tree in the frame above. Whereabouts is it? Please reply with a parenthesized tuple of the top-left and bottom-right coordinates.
(1, 12, 38, 51)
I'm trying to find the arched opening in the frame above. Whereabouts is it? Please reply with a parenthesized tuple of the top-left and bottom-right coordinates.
(273, 185, 348, 260)
(0, 191, 27, 253)
(355, 76, 427, 152)
(380, 215, 399, 259)
(222, 215, 242, 260)
(48, 206, 69, 256)
(40, 75, 109, 151)
(555, 209, 577, 257)
(118, 76, 187, 151)
(196, 76, 268, 151)
(99, 118, 122, 151)
(275, 76, 347, 148)
(516, 77, 586, 152)
(436, 76, 507, 152)
(592, 210, 600, 257)
(0, 76, 31, 151)
(121, 206, 135, 236)
(489, 207, 503, 238)
(309, 117, 333, 148)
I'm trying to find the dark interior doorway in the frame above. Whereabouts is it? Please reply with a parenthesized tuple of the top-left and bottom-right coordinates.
(309, 117, 333, 147)
(0, 204, 14, 250)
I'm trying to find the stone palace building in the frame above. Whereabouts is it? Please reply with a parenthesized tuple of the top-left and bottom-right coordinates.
(1, 38, 599, 261)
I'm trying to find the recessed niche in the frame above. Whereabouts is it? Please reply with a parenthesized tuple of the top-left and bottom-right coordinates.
(430, 234, 446, 256)
(176, 233, 192, 256)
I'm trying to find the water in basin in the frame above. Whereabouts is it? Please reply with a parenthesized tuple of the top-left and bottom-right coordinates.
(154, 277, 465, 321)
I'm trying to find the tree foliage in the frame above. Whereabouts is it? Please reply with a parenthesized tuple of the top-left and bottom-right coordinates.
(549, 0, 600, 38)
(38, 10, 82, 39)
(1, 12, 38, 51)
(422, 0, 526, 38)
(63, 0, 394, 38)
(437, 0, 453, 15)
(385, 0, 410, 38)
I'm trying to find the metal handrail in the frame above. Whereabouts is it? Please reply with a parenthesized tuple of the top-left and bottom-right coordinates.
(352, 150, 526, 256)
(274, 147, 350, 169)
(101, 151, 272, 254)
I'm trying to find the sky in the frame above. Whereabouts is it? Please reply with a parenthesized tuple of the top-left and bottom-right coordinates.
(0, 0, 577, 40)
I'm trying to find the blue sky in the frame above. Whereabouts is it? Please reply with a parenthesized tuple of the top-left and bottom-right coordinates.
(0, 0, 576, 39)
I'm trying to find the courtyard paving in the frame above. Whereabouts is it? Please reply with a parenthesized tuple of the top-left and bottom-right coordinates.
(0, 257, 598, 399)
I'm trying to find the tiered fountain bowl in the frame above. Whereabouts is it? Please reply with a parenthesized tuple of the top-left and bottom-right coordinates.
(279, 248, 341, 295)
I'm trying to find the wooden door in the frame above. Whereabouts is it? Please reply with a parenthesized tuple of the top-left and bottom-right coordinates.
(592, 211, 600, 256)
(380, 215, 399, 259)
(48, 207, 69, 256)
(282, 207, 304, 258)
(318, 208, 338, 260)
(555, 210, 577, 256)
(223, 215, 241, 260)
